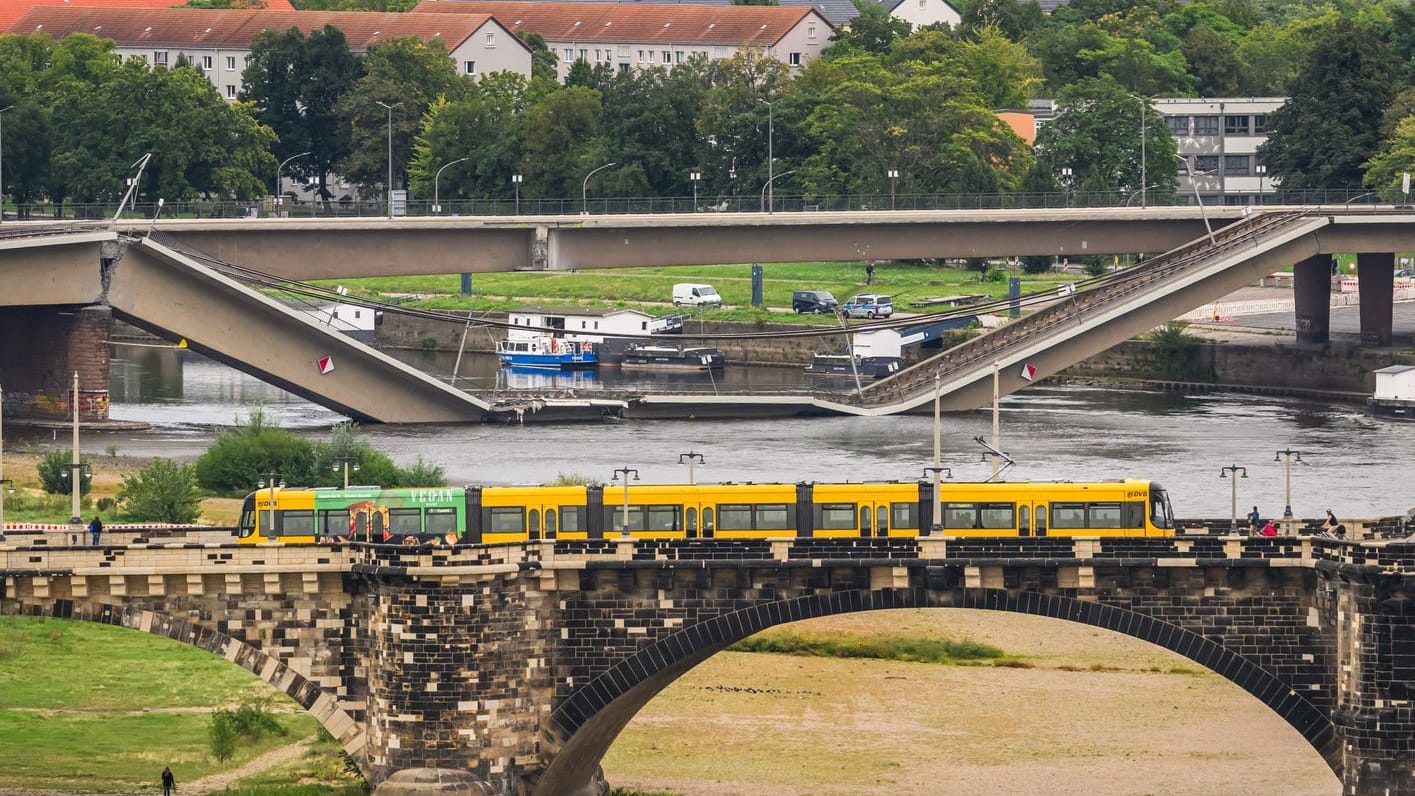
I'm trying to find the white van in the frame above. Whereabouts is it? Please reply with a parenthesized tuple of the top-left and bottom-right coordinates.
(672, 283, 722, 307)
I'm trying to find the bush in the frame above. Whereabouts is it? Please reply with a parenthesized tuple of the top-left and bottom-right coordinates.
(209, 711, 237, 762)
(116, 458, 203, 523)
(984, 268, 1008, 283)
(1020, 255, 1052, 274)
(396, 457, 446, 487)
(1082, 255, 1109, 277)
(195, 407, 315, 495)
(37, 451, 91, 496)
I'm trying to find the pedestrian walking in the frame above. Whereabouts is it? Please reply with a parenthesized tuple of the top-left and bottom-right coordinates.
(161, 766, 175, 796)
(1246, 506, 1261, 531)
(88, 515, 103, 546)
(865, 262, 875, 285)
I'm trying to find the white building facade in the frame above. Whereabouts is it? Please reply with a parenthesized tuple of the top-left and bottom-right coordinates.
(1156, 97, 1286, 206)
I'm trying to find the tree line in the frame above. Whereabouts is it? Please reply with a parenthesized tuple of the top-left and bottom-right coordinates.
(0, 0, 1412, 214)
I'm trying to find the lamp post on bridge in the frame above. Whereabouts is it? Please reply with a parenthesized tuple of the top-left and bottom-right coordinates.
(1274, 449, 1304, 531)
(258, 471, 285, 540)
(0, 105, 13, 225)
(433, 157, 469, 215)
(611, 467, 639, 537)
(582, 162, 617, 216)
(1219, 464, 1248, 534)
(275, 151, 310, 217)
(1128, 93, 1149, 208)
(677, 452, 704, 485)
(761, 170, 796, 214)
(757, 97, 774, 214)
(1255, 164, 1267, 204)
(888, 168, 899, 210)
(332, 456, 361, 490)
(512, 174, 522, 215)
(690, 171, 701, 211)
(375, 100, 402, 218)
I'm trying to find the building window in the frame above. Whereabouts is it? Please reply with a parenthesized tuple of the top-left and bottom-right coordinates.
(1193, 155, 1219, 174)
(225, 85, 236, 99)
(662, 50, 671, 64)
(808, 23, 817, 38)
(463, 60, 476, 75)
(1193, 115, 1219, 135)
(1224, 115, 1249, 135)
(618, 62, 629, 73)
(675, 50, 684, 63)
(201, 55, 213, 70)
(1224, 155, 1249, 175)
(1166, 116, 1189, 135)
(788, 52, 801, 66)
(579, 49, 587, 60)
(564, 48, 572, 61)
(485, 31, 495, 46)
(226, 56, 237, 70)
(1253, 114, 1267, 134)
(153, 50, 168, 65)
(637, 49, 644, 62)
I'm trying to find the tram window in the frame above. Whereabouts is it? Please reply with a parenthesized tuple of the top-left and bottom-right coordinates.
(1088, 503, 1122, 528)
(605, 506, 646, 531)
(279, 510, 316, 537)
(859, 506, 872, 533)
(719, 504, 753, 529)
(1124, 502, 1146, 528)
(876, 506, 888, 534)
(545, 509, 558, 535)
(560, 506, 586, 532)
(703, 507, 715, 533)
(943, 503, 977, 529)
(1019, 505, 1030, 533)
(756, 504, 790, 530)
(1051, 503, 1086, 529)
(354, 512, 369, 539)
(646, 505, 681, 531)
(814, 503, 856, 530)
(1150, 493, 1173, 528)
(389, 508, 422, 536)
(321, 510, 350, 536)
(529, 509, 540, 535)
(891, 502, 917, 529)
(238, 505, 255, 538)
(980, 503, 1015, 529)
(486, 506, 525, 534)
(426, 508, 457, 535)
(1035, 506, 1047, 533)
(686, 508, 697, 533)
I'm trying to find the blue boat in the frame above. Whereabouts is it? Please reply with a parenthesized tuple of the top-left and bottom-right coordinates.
(496, 335, 598, 370)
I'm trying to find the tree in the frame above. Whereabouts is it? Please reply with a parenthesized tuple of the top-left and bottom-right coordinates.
(598, 64, 711, 197)
(336, 36, 465, 196)
(519, 86, 606, 198)
(830, 0, 912, 55)
(208, 712, 237, 763)
(37, 451, 91, 496)
(116, 459, 203, 524)
(1258, 18, 1397, 190)
(961, 0, 1043, 40)
(242, 25, 363, 205)
(1181, 25, 1246, 97)
(516, 31, 558, 83)
(952, 24, 1042, 109)
(1033, 77, 1178, 198)
(1363, 117, 1415, 203)
(194, 408, 315, 496)
(409, 72, 530, 202)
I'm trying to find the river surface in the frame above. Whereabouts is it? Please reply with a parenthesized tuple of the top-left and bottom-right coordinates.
(23, 349, 1412, 519)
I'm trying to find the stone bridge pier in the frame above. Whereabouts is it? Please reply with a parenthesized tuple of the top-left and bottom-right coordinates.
(2, 537, 1412, 795)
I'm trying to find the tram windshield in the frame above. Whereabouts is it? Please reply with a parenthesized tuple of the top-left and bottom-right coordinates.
(1149, 485, 1174, 529)
(237, 494, 256, 538)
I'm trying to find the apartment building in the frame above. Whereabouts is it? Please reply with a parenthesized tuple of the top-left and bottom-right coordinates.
(0, 0, 295, 32)
(9, 8, 533, 98)
(414, 0, 833, 80)
(422, 0, 958, 29)
(1157, 97, 1286, 205)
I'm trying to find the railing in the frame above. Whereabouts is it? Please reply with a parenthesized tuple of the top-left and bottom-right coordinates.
(3, 187, 1401, 222)
(849, 210, 1321, 408)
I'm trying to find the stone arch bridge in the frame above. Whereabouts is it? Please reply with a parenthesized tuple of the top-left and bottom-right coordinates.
(1, 535, 1412, 795)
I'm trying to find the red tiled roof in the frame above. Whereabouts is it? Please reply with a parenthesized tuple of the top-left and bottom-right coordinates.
(9, 8, 520, 53)
(412, 0, 826, 46)
(0, 0, 294, 34)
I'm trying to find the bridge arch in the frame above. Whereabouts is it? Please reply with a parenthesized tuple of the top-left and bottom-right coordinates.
(5, 601, 368, 776)
(536, 586, 1340, 796)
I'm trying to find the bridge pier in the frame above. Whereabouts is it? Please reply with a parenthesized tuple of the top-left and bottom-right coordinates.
(1293, 254, 1332, 343)
(1356, 252, 1395, 346)
(1331, 562, 1415, 796)
(0, 304, 111, 420)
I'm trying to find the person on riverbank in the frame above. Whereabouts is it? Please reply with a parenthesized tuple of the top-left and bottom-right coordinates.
(88, 516, 103, 546)
(161, 766, 175, 795)
(1247, 506, 1261, 531)
(1260, 520, 1278, 537)
(865, 262, 875, 285)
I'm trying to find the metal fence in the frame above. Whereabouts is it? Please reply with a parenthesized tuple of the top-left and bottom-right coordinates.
(5, 187, 1399, 222)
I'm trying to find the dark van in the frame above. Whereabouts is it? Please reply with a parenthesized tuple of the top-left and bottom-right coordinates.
(793, 290, 839, 314)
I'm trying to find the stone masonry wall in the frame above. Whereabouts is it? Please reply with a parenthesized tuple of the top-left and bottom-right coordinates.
(0, 305, 111, 420)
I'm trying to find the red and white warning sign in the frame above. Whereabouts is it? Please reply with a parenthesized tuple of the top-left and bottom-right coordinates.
(1019, 363, 1037, 381)
(317, 356, 335, 375)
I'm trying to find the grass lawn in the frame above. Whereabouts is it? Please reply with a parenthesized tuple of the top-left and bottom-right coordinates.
(0, 617, 325, 793)
(314, 261, 1078, 321)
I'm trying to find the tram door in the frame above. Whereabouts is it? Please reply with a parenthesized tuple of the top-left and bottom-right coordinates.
(859, 504, 890, 538)
(1032, 504, 1048, 537)
(528, 509, 541, 541)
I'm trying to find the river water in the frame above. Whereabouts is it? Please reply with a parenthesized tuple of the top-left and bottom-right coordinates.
(30, 349, 1411, 519)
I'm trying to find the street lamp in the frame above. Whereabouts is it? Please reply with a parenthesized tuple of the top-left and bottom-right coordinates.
(433, 156, 469, 215)
(757, 97, 774, 214)
(1219, 464, 1248, 534)
(1255, 164, 1267, 204)
(581, 161, 617, 216)
(1274, 449, 1304, 527)
(0, 105, 13, 225)
(375, 100, 402, 218)
(257, 472, 286, 540)
(1179, 156, 1217, 244)
(1125, 185, 1160, 207)
(610, 466, 640, 536)
(275, 150, 311, 216)
(1128, 94, 1149, 208)
(0, 383, 10, 529)
(690, 171, 701, 210)
(1343, 191, 1377, 212)
(677, 451, 705, 484)
(761, 169, 796, 214)
(1060, 167, 1073, 207)
(62, 371, 85, 525)
(888, 168, 899, 210)
(332, 456, 361, 489)
(512, 174, 523, 215)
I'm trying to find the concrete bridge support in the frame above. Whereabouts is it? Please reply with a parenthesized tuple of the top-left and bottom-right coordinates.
(1293, 254, 1332, 344)
(0, 304, 111, 420)
(1357, 252, 1395, 346)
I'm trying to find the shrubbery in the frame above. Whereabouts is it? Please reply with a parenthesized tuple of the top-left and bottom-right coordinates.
(208, 697, 287, 762)
(116, 459, 202, 523)
(37, 451, 92, 496)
